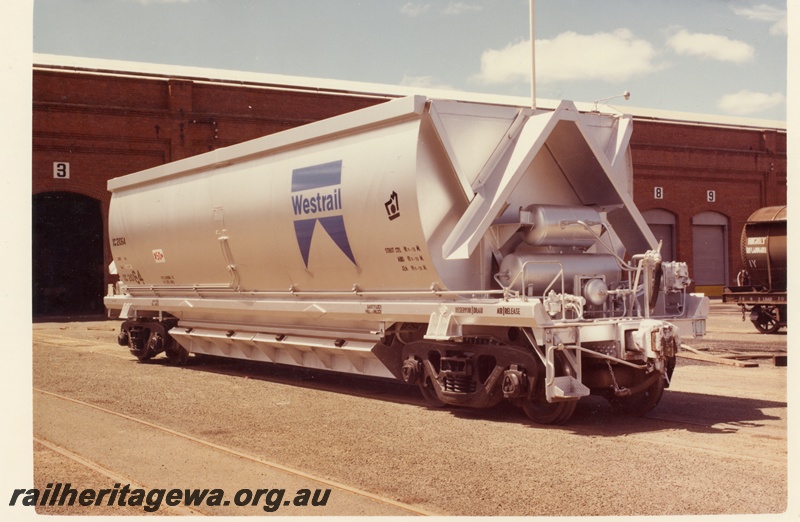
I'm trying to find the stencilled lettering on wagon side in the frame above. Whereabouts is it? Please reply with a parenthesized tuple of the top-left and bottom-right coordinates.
(455, 306, 484, 314)
(384, 244, 428, 273)
(120, 270, 145, 285)
(365, 304, 383, 315)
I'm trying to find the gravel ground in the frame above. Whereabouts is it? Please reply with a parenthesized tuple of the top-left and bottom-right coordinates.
(32, 441, 163, 517)
(27, 303, 789, 516)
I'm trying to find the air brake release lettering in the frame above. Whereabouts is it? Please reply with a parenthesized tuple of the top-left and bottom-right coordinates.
(291, 160, 355, 268)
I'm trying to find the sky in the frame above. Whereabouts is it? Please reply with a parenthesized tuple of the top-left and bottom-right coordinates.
(31, 0, 788, 121)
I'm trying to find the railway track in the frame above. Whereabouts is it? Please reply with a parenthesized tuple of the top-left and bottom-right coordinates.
(29, 320, 788, 516)
(33, 436, 205, 516)
(33, 388, 438, 516)
(34, 357, 786, 478)
(70, 342, 787, 462)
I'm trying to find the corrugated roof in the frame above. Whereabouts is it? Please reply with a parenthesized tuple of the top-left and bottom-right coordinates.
(33, 53, 786, 131)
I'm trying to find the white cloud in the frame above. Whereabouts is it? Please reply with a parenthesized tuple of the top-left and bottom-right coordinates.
(442, 2, 483, 15)
(717, 90, 785, 115)
(471, 29, 660, 85)
(471, 39, 531, 85)
(400, 2, 430, 17)
(732, 4, 788, 36)
(768, 18, 788, 36)
(401, 2, 480, 17)
(667, 30, 754, 63)
(400, 75, 458, 91)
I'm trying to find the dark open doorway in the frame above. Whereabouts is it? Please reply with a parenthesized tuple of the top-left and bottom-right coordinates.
(33, 192, 105, 318)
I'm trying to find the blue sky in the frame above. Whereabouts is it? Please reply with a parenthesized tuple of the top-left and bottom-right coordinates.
(31, 0, 789, 120)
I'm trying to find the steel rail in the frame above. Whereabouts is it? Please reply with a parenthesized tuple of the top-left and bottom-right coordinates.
(33, 436, 208, 516)
(33, 388, 440, 517)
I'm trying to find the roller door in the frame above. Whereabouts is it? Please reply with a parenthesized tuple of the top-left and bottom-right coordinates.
(642, 209, 676, 262)
(691, 212, 728, 296)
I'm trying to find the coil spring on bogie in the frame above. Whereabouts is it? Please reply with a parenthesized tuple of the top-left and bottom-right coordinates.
(127, 326, 149, 351)
(441, 354, 476, 393)
(443, 374, 476, 393)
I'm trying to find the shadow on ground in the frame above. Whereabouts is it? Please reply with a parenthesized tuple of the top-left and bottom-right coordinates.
(137, 353, 785, 437)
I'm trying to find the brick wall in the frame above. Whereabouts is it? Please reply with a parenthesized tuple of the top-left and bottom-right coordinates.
(631, 120, 786, 289)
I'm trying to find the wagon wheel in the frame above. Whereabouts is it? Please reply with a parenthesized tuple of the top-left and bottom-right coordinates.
(419, 375, 446, 408)
(522, 396, 577, 425)
(608, 372, 666, 417)
(128, 332, 155, 362)
(752, 305, 781, 334)
(129, 344, 155, 362)
(521, 352, 577, 425)
(164, 337, 190, 366)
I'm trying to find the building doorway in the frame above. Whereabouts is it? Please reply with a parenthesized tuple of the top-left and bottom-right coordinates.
(642, 209, 676, 262)
(691, 211, 728, 297)
(33, 192, 105, 318)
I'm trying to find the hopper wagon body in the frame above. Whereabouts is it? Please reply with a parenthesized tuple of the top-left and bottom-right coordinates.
(105, 96, 709, 423)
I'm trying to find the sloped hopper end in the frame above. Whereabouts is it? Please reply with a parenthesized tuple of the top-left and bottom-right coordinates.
(545, 120, 653, 255)
(545, 121, 621, 206)
(441, 100, 655, 262)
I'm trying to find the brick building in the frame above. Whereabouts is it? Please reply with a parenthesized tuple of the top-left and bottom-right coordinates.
(630, 119, 786, 296)
(32, 55, 786, 318)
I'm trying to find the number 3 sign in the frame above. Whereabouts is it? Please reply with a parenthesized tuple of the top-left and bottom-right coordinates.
(53, 162, 70, 179)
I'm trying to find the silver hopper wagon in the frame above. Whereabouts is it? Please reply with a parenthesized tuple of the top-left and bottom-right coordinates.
(105, 96, 709, 424)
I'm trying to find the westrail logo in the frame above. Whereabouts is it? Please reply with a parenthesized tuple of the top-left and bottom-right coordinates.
(291, 160, 356, 268)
